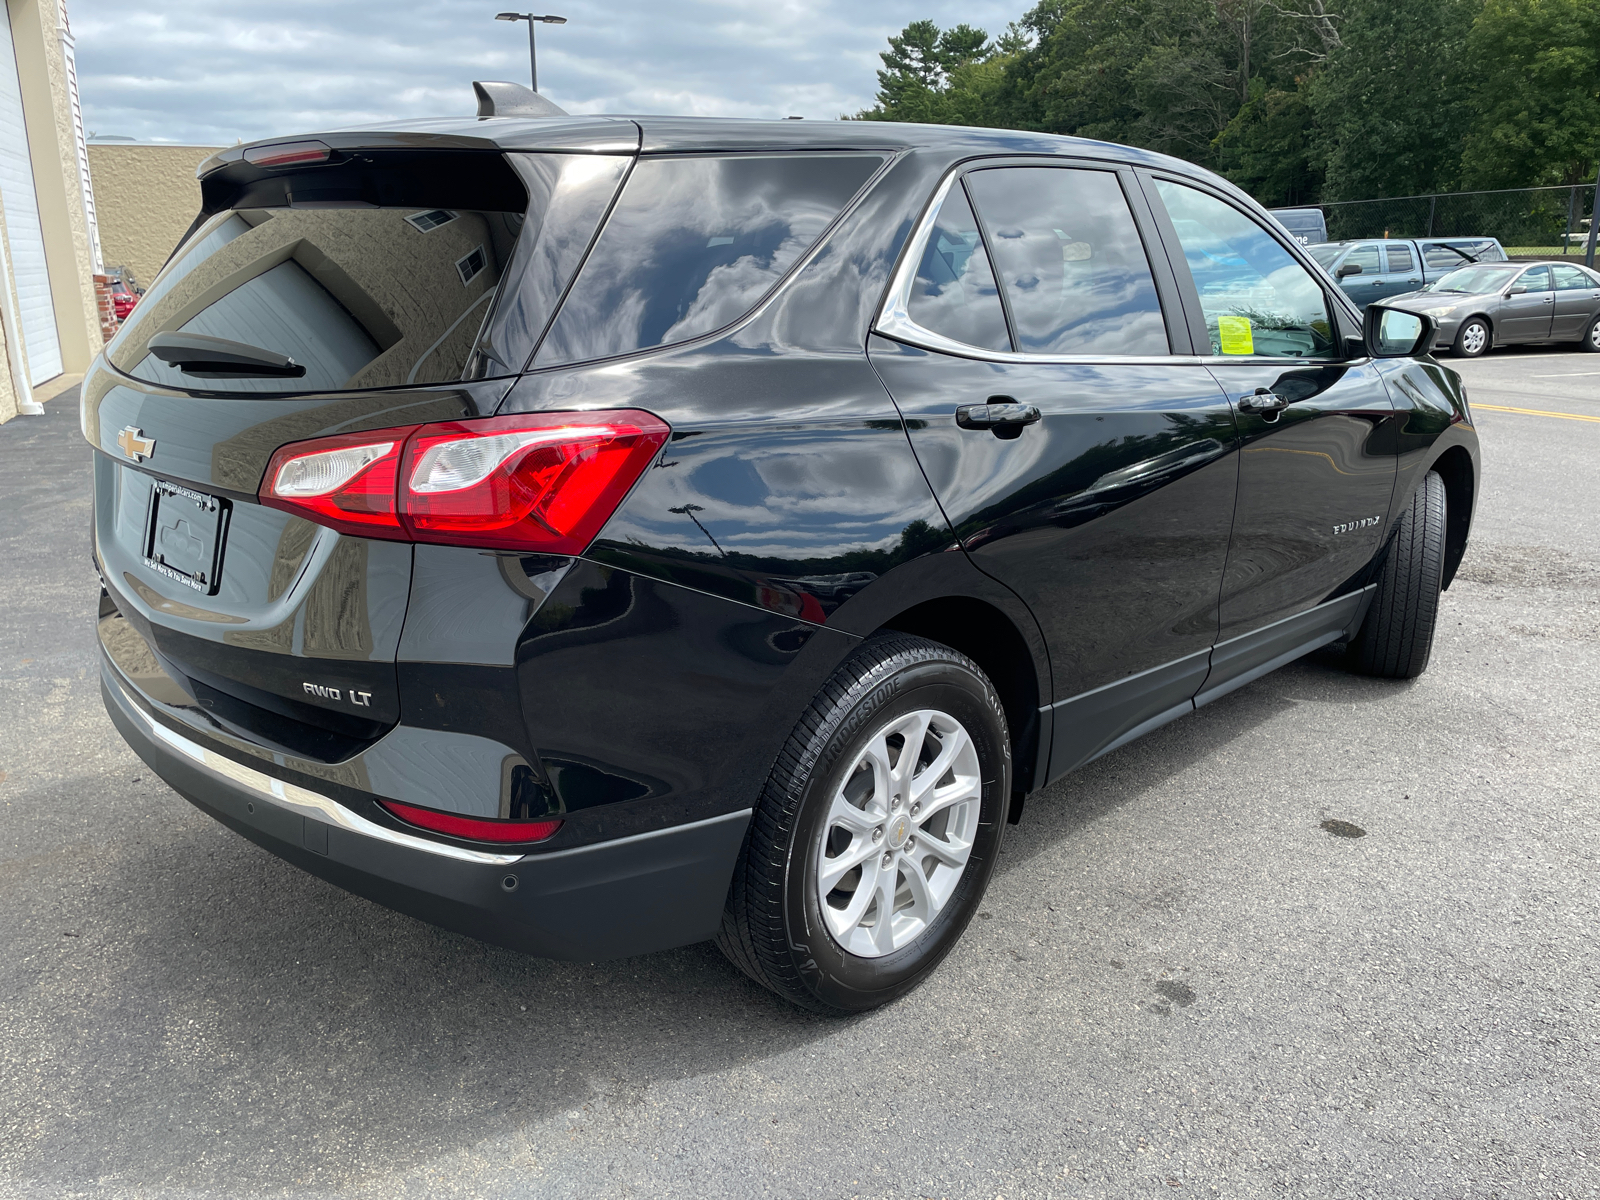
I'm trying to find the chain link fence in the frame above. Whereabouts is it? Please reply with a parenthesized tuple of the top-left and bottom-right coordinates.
(1320, 184, 1597, 254)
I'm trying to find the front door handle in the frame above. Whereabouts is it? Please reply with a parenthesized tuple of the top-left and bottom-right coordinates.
(1237, 389, 1289, 413)
(955, 401, 1042, 431)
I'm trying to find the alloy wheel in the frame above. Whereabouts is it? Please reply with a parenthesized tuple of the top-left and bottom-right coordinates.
(814, 708, 981, 958)
(1461, 322, 1487, 355)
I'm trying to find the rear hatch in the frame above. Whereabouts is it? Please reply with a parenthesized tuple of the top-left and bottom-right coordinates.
(87, 136, 632, 760)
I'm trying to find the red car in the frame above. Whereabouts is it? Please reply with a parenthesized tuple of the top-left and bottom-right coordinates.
(109, 279, 139, 321)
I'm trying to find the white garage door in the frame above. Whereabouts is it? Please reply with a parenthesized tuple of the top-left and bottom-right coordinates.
(0, 3, 61, 384)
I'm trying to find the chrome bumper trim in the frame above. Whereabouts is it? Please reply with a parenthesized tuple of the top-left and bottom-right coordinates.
(111, 673, 525, 866)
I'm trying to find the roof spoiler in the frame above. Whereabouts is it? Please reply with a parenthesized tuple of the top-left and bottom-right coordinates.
(473, 81, 569, 120)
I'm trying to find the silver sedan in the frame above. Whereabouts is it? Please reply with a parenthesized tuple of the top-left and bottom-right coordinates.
(1384, 261, 1600, 357)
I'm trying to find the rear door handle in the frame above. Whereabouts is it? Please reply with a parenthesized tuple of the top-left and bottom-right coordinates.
(1237, 389, 1289, 413)
(955, 402, 1042, 431)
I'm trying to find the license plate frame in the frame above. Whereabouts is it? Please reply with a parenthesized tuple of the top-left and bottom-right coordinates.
(143, 480, 230, 595)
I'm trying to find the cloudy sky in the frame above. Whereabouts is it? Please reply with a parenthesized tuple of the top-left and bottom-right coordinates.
(70, 0, 1021, 146)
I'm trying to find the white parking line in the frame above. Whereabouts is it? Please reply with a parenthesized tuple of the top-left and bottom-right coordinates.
(1531, 371, 1600, 378)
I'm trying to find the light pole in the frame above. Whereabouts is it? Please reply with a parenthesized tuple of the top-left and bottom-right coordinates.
(495, 12, 566, 93)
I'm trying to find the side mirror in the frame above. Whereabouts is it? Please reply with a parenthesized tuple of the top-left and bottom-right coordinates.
(1336, 263, 1363, 278)
(1363, 305, 1435, 358)
(1507, 283, 1527, 295)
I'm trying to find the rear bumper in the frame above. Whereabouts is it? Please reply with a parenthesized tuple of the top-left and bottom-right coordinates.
(103, 662, 750, 961)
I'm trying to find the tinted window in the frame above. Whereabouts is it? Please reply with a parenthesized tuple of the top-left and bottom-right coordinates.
(1517, 265, 1552, 292)
(1308, 244, 1343, 268)
(1154, 180, 1334, 358)
(106, 152, 625, 394)
(964, 167, 1168, 356)
(1552, 265, 1598, 290)
(1343, 243, 1382, 273)
(904, 181, 1011, 353)
(536, 154, 882, 366)
(1385, 244, 1415, 273)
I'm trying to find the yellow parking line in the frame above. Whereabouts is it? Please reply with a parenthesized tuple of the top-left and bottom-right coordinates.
(1474, 403, 1600, 424)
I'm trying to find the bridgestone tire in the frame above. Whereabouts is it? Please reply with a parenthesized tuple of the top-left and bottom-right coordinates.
(716, 635, 1011, 1013)
(1347, 471, 1447, 679)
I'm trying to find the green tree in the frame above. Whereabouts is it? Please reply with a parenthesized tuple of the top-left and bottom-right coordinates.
(1310, 0, 1479, 200)
(990, 0, 1324, 165)
(1459, 0, 1600, 186)
(1214, 77, 1325, 205)
(859, 20, 1006, 122)
(854, 0, 1600, 205)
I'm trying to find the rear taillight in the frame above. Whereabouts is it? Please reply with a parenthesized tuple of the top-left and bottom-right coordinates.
(259, 410, 670, 552)
(261, 429, 416, 539)
(379, 799, 561, 844)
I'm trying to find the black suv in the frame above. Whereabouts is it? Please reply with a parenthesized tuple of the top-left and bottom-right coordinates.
(86, 91, 1479, 1013)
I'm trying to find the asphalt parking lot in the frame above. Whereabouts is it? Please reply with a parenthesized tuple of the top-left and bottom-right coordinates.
(2, 344, 1597, 1199)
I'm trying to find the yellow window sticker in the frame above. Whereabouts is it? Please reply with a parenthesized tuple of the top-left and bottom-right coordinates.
(1218, 315, 1254, 355)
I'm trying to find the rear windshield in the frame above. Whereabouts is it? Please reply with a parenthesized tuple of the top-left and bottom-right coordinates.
(105, 150, 626, 394)
(534, 153, 884, 366)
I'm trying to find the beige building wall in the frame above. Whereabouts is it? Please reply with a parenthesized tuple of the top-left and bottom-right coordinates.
(87, 142, 223, 290)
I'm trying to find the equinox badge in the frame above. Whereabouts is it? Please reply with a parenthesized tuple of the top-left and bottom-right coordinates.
(116, 427, 155, 462)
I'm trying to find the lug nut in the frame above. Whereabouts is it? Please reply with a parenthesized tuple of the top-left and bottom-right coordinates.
(904, 838, 916, 854)
(872, 827, 883, 843)
(881, 851, 893, 868)
(910, 802, 921, 816)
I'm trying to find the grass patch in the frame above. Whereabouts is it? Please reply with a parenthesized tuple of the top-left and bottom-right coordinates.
(1505, 246, 1592, 257)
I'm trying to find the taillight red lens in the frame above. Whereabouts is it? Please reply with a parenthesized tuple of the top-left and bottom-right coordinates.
(260, 428, 417, 539)
(379, 799, 561, 844)
(400, 411, 670, 552)
(257, 410, 669, 553)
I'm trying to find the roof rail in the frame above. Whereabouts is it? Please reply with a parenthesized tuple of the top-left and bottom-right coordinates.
(473, 81, 569, 120)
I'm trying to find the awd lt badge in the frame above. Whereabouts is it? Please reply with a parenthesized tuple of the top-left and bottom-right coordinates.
(117, 426, 155, 462)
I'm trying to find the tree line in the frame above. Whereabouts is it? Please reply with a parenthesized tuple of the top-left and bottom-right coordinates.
(853, 0, 1600, 205)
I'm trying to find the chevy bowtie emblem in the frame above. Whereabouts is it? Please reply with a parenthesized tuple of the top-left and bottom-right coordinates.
(116, 426, 155, 462)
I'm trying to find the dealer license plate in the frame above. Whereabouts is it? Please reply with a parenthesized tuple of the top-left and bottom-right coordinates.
(143, 480, 230, 595)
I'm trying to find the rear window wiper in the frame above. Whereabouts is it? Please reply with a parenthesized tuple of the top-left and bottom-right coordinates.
(147, 332, 307, 379)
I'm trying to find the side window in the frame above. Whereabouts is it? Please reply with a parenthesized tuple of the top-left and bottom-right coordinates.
(1518, 265, 1552, 292)
(963, 167, 1168, 356)
(535, 154, 883, 366)
(1385, 244, 1415, 274)
(904, 181, 1012, 353)
(1552, 265, 1596, 291)
(1152, 179, 1334, 358)
(1343, 243, 1383, 274)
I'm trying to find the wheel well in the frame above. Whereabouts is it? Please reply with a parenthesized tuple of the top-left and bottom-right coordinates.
(878, 597, 1043, 803)
(1430, 445, 1474, 589)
